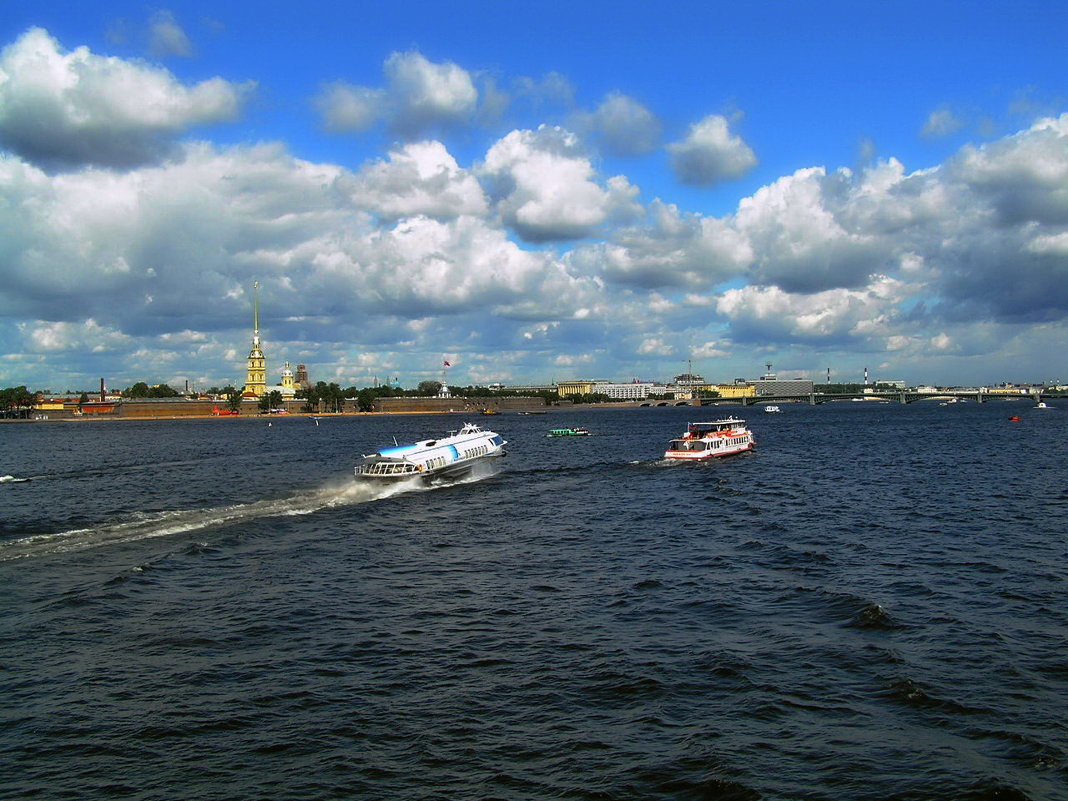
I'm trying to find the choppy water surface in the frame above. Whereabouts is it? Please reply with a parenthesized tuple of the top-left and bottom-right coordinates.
(2, 402, 1066, 800)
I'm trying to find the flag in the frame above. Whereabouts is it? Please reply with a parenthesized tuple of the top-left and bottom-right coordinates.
(444, 360, 451, 367)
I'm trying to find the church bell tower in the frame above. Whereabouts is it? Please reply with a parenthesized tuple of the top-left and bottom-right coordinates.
(245, 281, 267, 397)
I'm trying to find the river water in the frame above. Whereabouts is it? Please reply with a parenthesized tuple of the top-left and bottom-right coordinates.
(2, 401, 1066, 800)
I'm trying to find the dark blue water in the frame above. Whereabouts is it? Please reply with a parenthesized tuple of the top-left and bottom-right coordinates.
(2, 402, 1066, 800)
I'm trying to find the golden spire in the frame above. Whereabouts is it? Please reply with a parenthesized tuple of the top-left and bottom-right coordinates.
(246, 280, 267, 398)
(252, 280, 260, 347)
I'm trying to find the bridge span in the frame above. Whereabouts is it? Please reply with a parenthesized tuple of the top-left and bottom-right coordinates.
(696, 390, 1017, 406)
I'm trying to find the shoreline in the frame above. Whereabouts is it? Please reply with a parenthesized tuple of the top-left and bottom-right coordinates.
(0, 402, 699, 424)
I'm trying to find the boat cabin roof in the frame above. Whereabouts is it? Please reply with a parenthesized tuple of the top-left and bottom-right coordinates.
(687, 419, 744, 434)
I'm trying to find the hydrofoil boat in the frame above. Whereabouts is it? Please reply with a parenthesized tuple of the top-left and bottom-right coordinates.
(355, 422, 507, 481)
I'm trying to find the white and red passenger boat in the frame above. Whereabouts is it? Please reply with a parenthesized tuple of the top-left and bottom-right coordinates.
(663, 418, 755, 460)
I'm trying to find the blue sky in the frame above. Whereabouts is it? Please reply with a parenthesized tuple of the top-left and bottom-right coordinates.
(2, 1, 1067, 392)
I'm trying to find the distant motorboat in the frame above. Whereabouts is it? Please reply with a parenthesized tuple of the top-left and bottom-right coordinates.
(763, 405, 782, 413)
(547, 426, 591, 437)
(1034, 402, 1053, 409)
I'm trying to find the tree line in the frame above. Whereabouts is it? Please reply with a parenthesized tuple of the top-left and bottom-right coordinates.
(304, 382, 557, 413)
(0, 380, 559, 417)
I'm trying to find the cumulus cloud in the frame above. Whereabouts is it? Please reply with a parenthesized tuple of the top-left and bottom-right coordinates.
(668, 114, 757, 186)
(343, 141, 488, 221)
(734, 166, 888, 292)
(571, 200, 751, 288)
(315, 50, 478, 138)
(386, 51, 478, 135)
(0, 28, 250, 170)
(23, 319, 133, 353)
(0, 141, 347, 330)
(0, 135, 606, 364)
(481, 126, 641, 241)
(580, 92, 662, 157)
(950, 113, 1068, 225)
(716, 278, 909, 345)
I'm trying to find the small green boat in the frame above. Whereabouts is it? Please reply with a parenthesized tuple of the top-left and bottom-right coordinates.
(547, 426, 591, 437)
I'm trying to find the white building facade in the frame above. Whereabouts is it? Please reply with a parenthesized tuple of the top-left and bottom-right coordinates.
(591, 382, 668, 400)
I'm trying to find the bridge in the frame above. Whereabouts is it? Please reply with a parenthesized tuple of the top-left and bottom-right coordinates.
(696, 390, 1028, 406)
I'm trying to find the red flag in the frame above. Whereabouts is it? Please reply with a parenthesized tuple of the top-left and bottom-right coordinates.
(444, 360, 451, 367)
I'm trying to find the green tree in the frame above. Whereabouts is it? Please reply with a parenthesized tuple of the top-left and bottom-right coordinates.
(416, 380, 441, 396)
(226, 387, 243, 411)
(259, 390, 283, 412)
(1, 386, 36, 418)
(356, 388, 376, 412)
(149, 384, 180, 398)
(570, 392, 612, 404)
(124, 382, 150, 398)
(305, 381, 344, 413)
(325, 382, 343, 413)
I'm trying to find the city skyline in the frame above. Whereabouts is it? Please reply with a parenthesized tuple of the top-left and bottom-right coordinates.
(2, 2, 1068, 391)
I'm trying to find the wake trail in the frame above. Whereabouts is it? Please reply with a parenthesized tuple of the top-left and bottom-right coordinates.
(0, 475, 473, 561)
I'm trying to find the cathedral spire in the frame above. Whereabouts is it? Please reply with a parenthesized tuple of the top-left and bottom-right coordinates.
(252, 280, 261, 347)
(245, 281, 267, 398)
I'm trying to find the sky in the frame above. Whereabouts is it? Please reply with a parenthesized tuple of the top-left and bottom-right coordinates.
(2, 1, 1067, 393)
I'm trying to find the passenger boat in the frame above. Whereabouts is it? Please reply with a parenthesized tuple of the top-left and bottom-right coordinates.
(355, 422, 507, 481)
(547, 427, 591, 437)
(664, 418, 755, 460)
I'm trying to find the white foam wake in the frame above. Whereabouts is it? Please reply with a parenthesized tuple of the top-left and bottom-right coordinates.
(0, 475, 453, 561)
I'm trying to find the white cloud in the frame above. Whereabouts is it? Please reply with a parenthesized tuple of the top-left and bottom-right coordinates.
(385, 51, 478, 135)
(315, 50, 478, 138)
(314, 82, 384, 133)
(513, 71, 575, 107)
(921, 106, 964, 138)
(583, 92, 661, 157)
(148, 10, 194, 58)
(0, 28, 251, 170)
(734, 166, 887, 292)
(1028, 231, 1068, 255)
(344, 141, 488, 220)
(481, 126, 641, 241)
(668, 114, 757, 186)
(22, 319, 132, 352)
(716, 278, 908, 345)
(581, 199, 752, 288)
(637, 337, 672, 355)
(693, 341, 730, 359)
